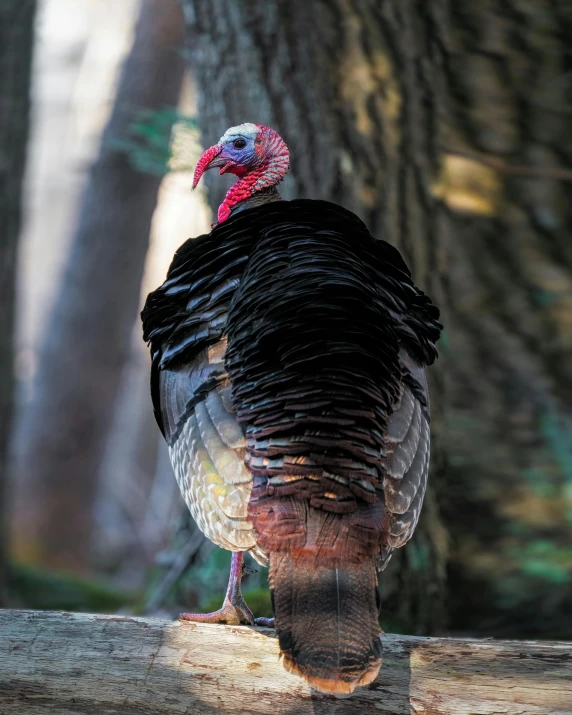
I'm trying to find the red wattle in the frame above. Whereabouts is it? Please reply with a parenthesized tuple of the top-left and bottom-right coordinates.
(217, 168, 265, 224)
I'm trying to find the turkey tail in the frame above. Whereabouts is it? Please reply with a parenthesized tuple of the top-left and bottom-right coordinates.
(270, 552, 382, 694)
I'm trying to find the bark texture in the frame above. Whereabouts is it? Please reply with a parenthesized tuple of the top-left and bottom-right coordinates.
(0, 0, 36, 603)
(1, 610, 571, 715)
(14, 0, 185, 573)
(182, 0, 447, 634)
(182, 0, 572, 637)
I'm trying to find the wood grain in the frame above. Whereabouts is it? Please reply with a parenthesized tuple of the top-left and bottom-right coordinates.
(0, 610, 571, 714)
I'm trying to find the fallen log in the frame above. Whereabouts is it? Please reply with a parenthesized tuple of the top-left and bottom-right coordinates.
(0, 609, 571, 714)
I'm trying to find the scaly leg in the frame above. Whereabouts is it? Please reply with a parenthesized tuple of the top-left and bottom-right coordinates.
(179, 551, 273, 626)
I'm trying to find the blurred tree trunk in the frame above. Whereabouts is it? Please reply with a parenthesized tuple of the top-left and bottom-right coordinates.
(0, 0, 36, 604)
(433, 1, 572, 638)
(14, 0, 185, 573)
(182, 0, 572, 636)
(93, 336, 163, 585)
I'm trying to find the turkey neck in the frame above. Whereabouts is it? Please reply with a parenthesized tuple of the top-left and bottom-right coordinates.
(218, 143, 288, 224)
(229, 186, 282, 218)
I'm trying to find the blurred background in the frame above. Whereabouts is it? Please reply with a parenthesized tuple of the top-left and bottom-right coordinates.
(1, 0, 571, 639)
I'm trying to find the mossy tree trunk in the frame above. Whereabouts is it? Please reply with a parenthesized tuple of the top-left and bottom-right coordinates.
(182, 0, 572, 636)
(0, 0, 37, 604)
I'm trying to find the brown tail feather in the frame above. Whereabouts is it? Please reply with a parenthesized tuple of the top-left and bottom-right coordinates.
(270, 552, 382, 694)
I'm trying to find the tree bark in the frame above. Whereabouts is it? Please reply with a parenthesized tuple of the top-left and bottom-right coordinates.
(181, 0, 572, 637)
(1, 610, 571, 715)
(181, 0, 448, 634)
(14, 0, 185, 573)
(0, 0, 37, 604)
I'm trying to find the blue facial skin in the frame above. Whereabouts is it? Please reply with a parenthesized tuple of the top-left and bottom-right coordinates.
(219, 134, 263, 172)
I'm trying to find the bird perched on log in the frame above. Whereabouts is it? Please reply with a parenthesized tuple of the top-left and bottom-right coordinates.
(142, 123, 441, 695)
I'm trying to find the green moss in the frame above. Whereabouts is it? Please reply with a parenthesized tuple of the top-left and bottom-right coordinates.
(242, 587, 272, 617)
(521, 560, 570, 584)
(9, 562, 136, 613)
(110, 107, 198, 176)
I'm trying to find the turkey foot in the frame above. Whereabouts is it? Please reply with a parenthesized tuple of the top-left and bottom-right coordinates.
(179, 551, 263, 626)
(253, 616, 275, 627)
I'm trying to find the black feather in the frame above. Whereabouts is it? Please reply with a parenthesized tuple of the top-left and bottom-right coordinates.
(141, 198, 441, 693)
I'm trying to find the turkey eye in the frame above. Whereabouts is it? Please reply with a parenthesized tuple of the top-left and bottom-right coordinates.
(233, 138, 246, 149)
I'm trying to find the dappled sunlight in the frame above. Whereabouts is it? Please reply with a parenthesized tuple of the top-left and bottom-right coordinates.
(433, 154, 502, 216)
(2, 5, 572, 703)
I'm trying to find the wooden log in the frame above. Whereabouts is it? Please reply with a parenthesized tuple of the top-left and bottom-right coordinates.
(0, 610, 571, 714)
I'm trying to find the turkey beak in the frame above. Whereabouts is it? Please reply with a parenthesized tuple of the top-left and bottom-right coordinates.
(192, 144, 224, 189)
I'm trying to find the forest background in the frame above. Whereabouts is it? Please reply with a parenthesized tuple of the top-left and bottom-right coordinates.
(1, 0, 571, 640)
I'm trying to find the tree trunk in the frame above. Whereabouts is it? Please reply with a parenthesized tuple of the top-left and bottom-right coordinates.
(1, 610, 571, 715)
(181, 0, 448, 634)
(14, 0, 185, 573)
(182, 0, 572, 637)
(432, 0, 572, 639)
(0, 0, 37, 604)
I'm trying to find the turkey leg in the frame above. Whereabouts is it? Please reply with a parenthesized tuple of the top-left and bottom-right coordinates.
(179, 551, 274, 627)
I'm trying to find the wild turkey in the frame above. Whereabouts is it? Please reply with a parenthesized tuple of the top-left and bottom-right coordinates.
(142, 123, 441, 694)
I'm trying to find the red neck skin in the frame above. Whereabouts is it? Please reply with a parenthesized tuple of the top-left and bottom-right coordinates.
(217, 166, 269, 224)
(217, 127, 290, 224)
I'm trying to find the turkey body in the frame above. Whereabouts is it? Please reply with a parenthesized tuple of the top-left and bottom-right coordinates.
(142, 199, 441, 694)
